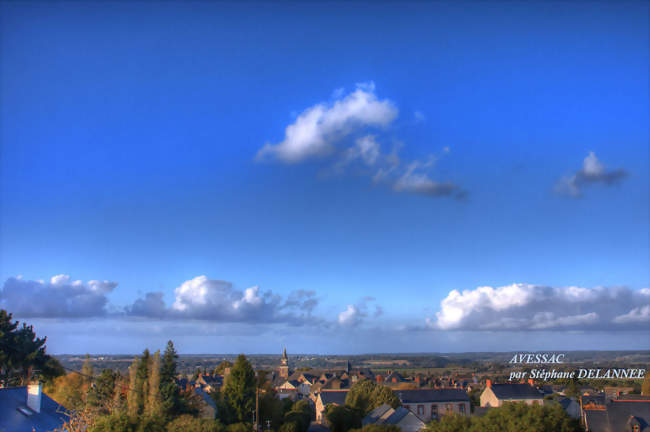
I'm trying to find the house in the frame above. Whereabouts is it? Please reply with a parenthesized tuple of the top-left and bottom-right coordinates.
(194, 387, 218, 419)
(0, 383, 68, 432)
(363, 403, 425, 432)
(397, 388, 471, 420)
(314, 390, 349, 423)
(277, 380, 301, 400)
(196, 374, 222, 393)
(583, 396, 650, 432)
(479, 380, 543, 407)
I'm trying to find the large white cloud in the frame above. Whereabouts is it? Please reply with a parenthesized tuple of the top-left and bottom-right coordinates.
(0, 275, 117, 318)
(428, 283, 650, 331)
(128, 275, 320, 325)
(257, 82, 397, 163)
(556, 152, 627, 197)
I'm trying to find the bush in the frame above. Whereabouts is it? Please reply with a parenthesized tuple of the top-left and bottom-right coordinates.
(166, 415, 225, 432)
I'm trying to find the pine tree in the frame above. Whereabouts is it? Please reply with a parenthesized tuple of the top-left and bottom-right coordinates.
(223, 354, 256, 423)
(160, 340, 180, 416)
(146, 350, 163, 418)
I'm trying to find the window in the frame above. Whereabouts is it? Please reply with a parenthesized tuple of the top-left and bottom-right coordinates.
(431, 405, 438, 419)
(445, 404, 452, 413)
(417, 405, 424, 416)
(458, 404, 465, 414)
(633, 426, 640, 432)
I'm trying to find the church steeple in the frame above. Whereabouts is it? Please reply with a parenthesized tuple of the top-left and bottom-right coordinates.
(278, 347, 289, 379)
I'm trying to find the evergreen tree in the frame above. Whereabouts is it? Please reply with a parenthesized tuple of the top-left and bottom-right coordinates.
(160, 340, 181, 417)
(223, 354, 256, 423)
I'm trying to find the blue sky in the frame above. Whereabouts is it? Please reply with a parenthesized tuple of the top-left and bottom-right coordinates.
(1, 1, 648, 354)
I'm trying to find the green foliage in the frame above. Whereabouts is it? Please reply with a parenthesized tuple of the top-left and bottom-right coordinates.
(423, 414, 471, 432)
(349, 425, 401, 432)
(214, 361, 233, 376)
(345, 380, 400, 415)
(226, 422, 252, 432)
(282, 399, 314, 432)
(222, 354, 256, 423)
(90, 412, 135, 432)
(166, 415, 225, 432)
(0, 310, 63, 386)
(422, 402, 581, 432)
(325, 404, 361, 432)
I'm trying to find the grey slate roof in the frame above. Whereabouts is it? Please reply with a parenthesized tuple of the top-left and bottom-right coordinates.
(364, 403, 394, 425)
(397, 389, 470, 403)
(489, 383, 543, 400)
(0, 386, 68, 432)
(319, 390, 349, 406)
(584, 400, 650, 432)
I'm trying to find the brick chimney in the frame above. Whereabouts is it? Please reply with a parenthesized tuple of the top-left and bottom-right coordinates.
(27, 383, 42, 413)
(486, 379, 492, 388)
(376, 375, 383, 384)
(415, 376, 421, 385)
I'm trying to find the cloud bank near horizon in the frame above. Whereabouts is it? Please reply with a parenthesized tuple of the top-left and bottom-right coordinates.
(427, 283, 650, 331)
(3, 275, 648, 335)
(256, 82, 466, 199)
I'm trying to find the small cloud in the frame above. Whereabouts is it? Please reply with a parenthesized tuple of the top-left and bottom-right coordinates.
(337, 297, 383, 328)
(414, 110, 426, 123)
(556, 152, 627, 198)
(393, 161, 465, 199)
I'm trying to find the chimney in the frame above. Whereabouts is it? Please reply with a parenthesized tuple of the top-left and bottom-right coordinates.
(486, 379, 492, 388)
(415, 376, 421, 384)
(528, 379, 534, 386)
(376, 375, 383, 384)
(392, 377, 397, 383)
(27, 383, 42, 413)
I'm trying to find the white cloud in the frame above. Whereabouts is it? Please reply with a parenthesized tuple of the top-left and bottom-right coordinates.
(0, 275, 117, 318)
(337, 297, 382, 328)
(256, 82, 397, 163)
(258, 82, 465, 199)
(613, 305, 650, 324)
(429, 283, 650, 331)
(393, 161, 463, 198)
(556, 152, 627, 197)
(338, 305, 361, 327)
(129, 275, 320, 325)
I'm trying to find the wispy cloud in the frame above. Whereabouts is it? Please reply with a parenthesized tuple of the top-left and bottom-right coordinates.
(257, 82, 465, 199)
(556, 152, 627, 197)
(338, 297, 383, 327)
